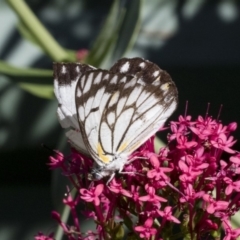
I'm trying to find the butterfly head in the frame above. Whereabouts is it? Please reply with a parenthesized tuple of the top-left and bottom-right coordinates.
(88, 155, 128, 183)
(88, 166, 114, 182)
(88, 167, 104, 181)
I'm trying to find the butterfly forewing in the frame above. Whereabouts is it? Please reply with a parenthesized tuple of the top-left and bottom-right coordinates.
(75, 70, 134, 166)
(74, 58, 177, 164)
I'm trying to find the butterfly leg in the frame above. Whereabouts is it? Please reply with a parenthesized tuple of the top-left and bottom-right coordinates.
(106, 172, 116, 185)
(126, 156, 148, 165)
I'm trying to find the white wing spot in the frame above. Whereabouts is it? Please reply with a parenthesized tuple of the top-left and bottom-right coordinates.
(100, 122, 112, 153)
(136, 91, 150, 107)
(85, 97, 94, 116)
(83, 73, 93, 94)
(153, 70, 159, 77)
(94, 72, 102, 85)
(160, 83, 169, 92)
(92, 87, 105, 109)
(119, 77, 127, 84)
(110, 75, 118, 84)
(114, 108, 134, 151)
(103, 74, 110, 81)
(99, 92, 111, 115)
(152, 80, 160, 86)
(138, 95, 157, 113)
(139, 62, 146, 68)
(109, 91, 120, 107)
(76, 66, 80, 72)
(76, 87, 81, 97)
(78, 105, 85, 121)
(120, 61, 130, 73)
(124, 78, 136, 89)
(137, 78, 146, 86)
(107, 111, 115, 125)
(126, 87, 142, 106)
(61, 65, 66, 74)
(117, 97, 127, 116)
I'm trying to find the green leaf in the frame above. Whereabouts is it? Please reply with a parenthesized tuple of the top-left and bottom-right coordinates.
(0, 60, 52, 77)
(0, 61, 54, 98)
(85, 0, 125, 67)
(17, 20, 40, 46)
(111, 0, 142, 63)
(7, 0, 74, 61)
(17, 19, 76, 62)
(19, 83, 53, 99)
(85, 0, 142, 68)
(112, 222, 125, 240)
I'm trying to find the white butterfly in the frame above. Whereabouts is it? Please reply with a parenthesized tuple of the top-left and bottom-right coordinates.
(53, 57, 178, 182)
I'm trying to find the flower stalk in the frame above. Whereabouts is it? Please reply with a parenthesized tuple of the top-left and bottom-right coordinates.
(7, 0, 71, 62)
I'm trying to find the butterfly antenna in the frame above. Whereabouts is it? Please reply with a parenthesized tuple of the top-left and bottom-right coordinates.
(41, 143, 63, 157)
(184, 101, 188, 118)
(205, 103, 210, 120)
(64, 186, 76, 196)
(216, 104, 223, 121)
(165, 181, 193, 208)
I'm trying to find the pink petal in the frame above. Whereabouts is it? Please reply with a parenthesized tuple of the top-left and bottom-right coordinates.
(144, 218, 153, 228)
(135, 226, 145, 232)
(94, 184, 104, 196)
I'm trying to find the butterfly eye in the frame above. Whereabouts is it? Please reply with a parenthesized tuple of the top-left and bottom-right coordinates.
(88, 169, 104, 181)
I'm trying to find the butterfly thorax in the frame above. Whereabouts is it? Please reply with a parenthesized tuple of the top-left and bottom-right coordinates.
(90, 154, 128, 181)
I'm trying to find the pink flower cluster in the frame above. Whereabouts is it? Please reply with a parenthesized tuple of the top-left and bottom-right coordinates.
(37, 114, 240, 240)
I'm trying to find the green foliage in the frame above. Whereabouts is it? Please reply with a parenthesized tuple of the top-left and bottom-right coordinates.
(3, 0, 142, 98)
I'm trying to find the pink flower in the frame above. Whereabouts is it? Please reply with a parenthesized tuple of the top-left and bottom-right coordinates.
(203, 194, 229, 214)
(109, 178, 132, 197)
(135, 218, 157, 239)
(35, 232, 54, 240)
(157, 206, 181, 224)
(179, 184, 204, 203)
(76, 48, 88, 61)
(211, 133, 236, 153)
(230, 154, 240, 164)
(227, 122, 237, 131)
(130, 185, 141, 202)
(176, 135, 198, 149)
(168, 122, 186, 141)
(63, 190, 77, 208)
(138, 185, 167, 203)
(147, 157, 172, 181)
(223, 219, 240, 240)
(48, 151, 64, 169)
(45, 111, 240, 240)
(80, 184, 104, 206)
(224, 177, 240, 195)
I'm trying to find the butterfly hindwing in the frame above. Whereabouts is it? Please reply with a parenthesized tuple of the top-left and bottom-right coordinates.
(75, 70, 134, 166)
(53, 62, 95, 155)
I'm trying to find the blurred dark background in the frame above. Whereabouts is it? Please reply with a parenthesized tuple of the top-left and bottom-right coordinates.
(0, 0, 240, 239)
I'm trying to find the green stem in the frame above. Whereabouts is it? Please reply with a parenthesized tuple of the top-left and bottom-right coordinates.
(7, 0, 72, 62)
